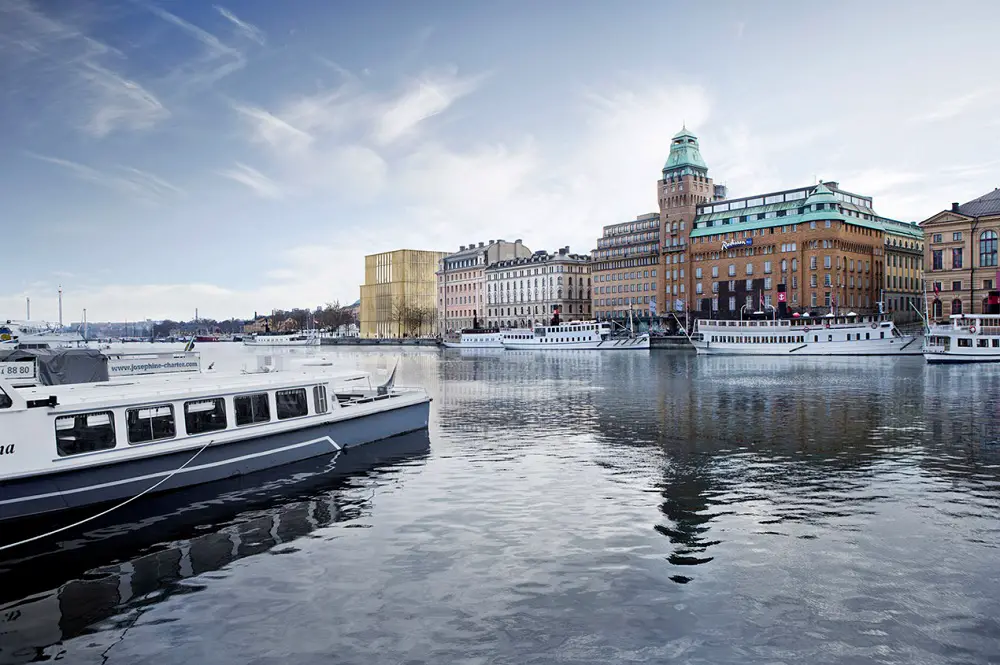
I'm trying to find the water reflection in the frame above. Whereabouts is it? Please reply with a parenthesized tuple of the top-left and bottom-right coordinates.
(0, 431, 430, 664)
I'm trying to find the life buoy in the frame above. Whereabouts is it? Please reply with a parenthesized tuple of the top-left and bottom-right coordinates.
(825, 323, 831, 329)
(803, 326, 810, 333)
(871, 323, 877, 329)
(970, 325, 977, 334)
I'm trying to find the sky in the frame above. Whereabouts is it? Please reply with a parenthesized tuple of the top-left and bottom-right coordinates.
(1, 0, 998, 323)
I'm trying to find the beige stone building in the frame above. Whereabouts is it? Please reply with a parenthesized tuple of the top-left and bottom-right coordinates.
(360, 249, 446, 338)
(882, 219, 924, 318)
(485, 246, 591, 329)
(921, 189, 1000, 319)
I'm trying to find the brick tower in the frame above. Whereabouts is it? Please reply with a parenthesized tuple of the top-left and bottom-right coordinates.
(657, 127, 724, 321)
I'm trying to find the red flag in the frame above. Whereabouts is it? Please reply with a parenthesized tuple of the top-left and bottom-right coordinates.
(933, 282, 940, 296)
(760, 291, 765, 308)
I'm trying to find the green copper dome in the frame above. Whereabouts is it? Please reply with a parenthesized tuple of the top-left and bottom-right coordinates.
(663, 126, 708, 174)
(800, 183, 846, 223)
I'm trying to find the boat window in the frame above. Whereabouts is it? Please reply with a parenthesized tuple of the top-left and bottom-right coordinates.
(185, 398, 227, 434)
(234, 393, 270, 426)
(126, 404, 176, 444)
(314, 385, 329, 414)
(0, 388, 10, 409)
(993, 339, 999, 348)
(958, 339, 973, 348)
(277, 388, 308, 420)
(978, 339, 989, 348)
(55, 411, 117, 457)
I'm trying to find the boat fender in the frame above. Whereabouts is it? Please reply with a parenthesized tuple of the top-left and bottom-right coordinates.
(970, 325, 977, 334)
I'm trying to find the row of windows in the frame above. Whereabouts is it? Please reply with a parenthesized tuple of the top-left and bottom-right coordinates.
(597, 283, 656, 294)
(597, 270, 658, 283)
(55, 386, 328, 458)
(931, 232, 998, 269)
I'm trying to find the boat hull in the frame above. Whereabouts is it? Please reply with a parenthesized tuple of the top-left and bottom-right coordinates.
(502, 337, 650, 350)
(441, 340, 502, 348)
(243, 339, 320, 347)
(692, 337, 922, 356)
(0, 401, 430, 524)
(924, 351, 1000, 363)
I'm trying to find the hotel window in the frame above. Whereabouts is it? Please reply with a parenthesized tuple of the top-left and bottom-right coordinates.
(824, 274, 832, 287)
(810, 256, 817, 269)
(728, 296, 736, 311)
(985, 279, 994, 290)
(780, 259, 787, 272)
(792, 276, 798, 289)
(811, 293, 817, 307)
(952, 280, 962, 291)
(980, 231, 998, 267)
(745, 279, 753, 290)
(746, 264, 754, 276)
(764, 278, 772, 289)
(824, 292, 831, 307)
(792, 258, 798, 271)
(712, 282, 719, 293)
(728, 264, 736, 276)
(932, 249, 943, 270)
(824, 256, 832, 269)
(811, 275, 817, 287)
(953, 232, 962, 242)
(932, 233, 942, 243)
(764, 261, 772, 273)
(695, 267, 702, 279)
(952, 248, 964, 269)
(696, 283, 703, 294)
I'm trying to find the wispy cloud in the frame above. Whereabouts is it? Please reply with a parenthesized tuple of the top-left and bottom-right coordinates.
(215, 5, 265, 45)
(0, 0, 168, 137)
(217, 162, 284, 199)
(28, 153, 184, 202)
(909, 88, 996, 124)
(374, 69, 484, 144)
(140, 1, 248, 89)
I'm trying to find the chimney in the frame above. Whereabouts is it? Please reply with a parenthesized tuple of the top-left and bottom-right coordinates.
(515, 239, 522, 244)
(825, 181, 839, 190)
(459, 245, 466, 251)
(951, 202, 960, 212)
(488, 239, 495, 244)
(479, 241, 484, 247)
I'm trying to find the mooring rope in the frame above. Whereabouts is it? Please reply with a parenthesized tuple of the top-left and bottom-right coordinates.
(0, 438, 216, 553)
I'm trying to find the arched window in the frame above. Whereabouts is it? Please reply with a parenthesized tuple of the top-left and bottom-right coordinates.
(932, 299, 943, 318)
(952, 298, 963, 315)
(980, 230, 998, 267)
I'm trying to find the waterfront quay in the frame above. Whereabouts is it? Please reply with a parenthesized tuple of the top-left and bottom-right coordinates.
(2, 344, 998, 664)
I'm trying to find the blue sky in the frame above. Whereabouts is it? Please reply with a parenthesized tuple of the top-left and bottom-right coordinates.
(2, 0, 998, 322)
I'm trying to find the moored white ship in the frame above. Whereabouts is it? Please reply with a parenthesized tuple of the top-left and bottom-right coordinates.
(243, 332, 320, 347)
(691, 313, 921, 356)
(0, 360, 430, 524)
(924, 314, 1000, 363)
(501, 320, 650, 350)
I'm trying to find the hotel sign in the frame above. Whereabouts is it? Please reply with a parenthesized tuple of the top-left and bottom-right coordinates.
(721, 238, 753, 251)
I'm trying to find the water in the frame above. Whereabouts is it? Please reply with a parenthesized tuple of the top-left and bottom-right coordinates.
(2, 345, 999, 664)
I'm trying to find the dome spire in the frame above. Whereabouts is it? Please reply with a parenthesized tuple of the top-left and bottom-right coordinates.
(663, 125, 708, 176)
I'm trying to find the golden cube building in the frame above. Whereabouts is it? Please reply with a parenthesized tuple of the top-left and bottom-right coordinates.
(360, 249, 447, 338)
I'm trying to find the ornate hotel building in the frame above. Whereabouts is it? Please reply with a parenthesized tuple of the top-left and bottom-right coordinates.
(920, 188, 1000, 318)
(592, 127, 925, 324)
(485, 247, 592, 329)
(436, 239, 531, 333)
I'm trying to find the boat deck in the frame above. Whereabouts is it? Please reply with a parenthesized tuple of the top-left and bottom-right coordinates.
(10, 367, 372, 407)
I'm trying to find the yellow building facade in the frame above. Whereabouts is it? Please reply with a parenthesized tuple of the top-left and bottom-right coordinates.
(360, 249, 447, 338)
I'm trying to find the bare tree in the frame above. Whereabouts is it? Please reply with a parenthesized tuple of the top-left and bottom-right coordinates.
(390, 298, 409, 337)
(404, 305, 434, 337)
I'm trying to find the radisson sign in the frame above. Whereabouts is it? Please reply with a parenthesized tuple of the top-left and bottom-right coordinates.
(721, 238, 753, 251)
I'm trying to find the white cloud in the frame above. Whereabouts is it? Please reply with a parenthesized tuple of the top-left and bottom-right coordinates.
(28, 153, 183, 203)
(215, 5, 265, 45)
(373, 69, 484, 144)
(143, 2, 248, 88)
(217, 162, 284, 199)
(0, 0, 169, 137)
(908, 88, 997, 124)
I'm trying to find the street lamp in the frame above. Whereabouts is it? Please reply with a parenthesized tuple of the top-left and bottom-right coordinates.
(740, 304, 750, 321)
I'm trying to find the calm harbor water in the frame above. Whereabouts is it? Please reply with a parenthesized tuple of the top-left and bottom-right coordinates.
(2, 344, 999, 664)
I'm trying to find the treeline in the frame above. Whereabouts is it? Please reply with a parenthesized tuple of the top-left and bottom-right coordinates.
(150, 301, 357, 338)
(390, 300, 435, 337)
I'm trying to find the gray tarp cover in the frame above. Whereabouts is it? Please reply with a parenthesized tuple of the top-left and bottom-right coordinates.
(0, 348, 109, 385)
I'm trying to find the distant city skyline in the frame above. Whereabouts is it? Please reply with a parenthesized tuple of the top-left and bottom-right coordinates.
(2, 0, 998, 321)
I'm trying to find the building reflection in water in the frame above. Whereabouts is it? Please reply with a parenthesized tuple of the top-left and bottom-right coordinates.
(0, 431, 430, 665)
(584, 353, 1000, 584)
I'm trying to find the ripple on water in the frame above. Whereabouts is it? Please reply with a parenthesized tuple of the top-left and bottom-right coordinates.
(0, 348, 999, 664)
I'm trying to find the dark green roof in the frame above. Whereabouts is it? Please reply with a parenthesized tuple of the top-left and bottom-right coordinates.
(663, 127, 708, 173)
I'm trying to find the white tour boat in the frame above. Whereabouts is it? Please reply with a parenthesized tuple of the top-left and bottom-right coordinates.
(243, 332, 320, 347)
(501, 320, 650, 350)
(1, 321, 85, 349)
(0, 360, 430, 524)
(924, 314, 1000, 363)
(441, 328, 504, 348)
(691, 313, 921, 356)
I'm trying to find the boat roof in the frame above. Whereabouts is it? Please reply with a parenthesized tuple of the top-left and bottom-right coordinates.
(10, 366, 371, 410)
